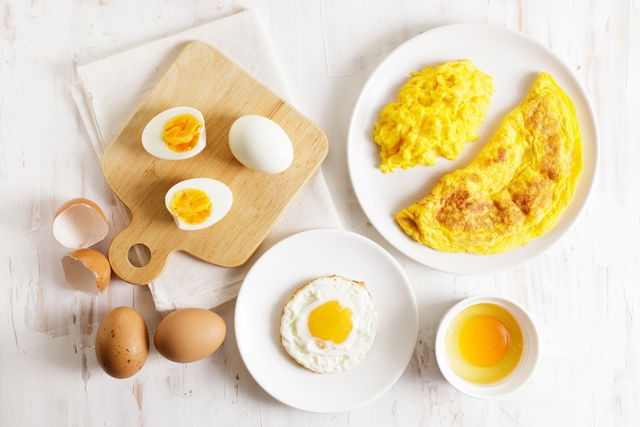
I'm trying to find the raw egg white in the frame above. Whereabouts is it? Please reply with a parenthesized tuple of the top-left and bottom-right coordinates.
(228, 115, 293, 174)
(445, 303, 523, 384)
(164, 178, 233, 231)
(280, 275, 378, 374)
(142, 106, 206, 160)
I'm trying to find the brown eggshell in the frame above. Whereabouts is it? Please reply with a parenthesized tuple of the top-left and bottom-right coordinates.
(95, 307, 149, 379)
(154, 308, 226, 363)
(61, 248, 111, 294)
(53, 198, 109, 249)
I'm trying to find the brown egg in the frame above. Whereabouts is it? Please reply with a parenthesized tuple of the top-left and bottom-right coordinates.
(95, 307, 149, 378)
(154, 308, 226, 363)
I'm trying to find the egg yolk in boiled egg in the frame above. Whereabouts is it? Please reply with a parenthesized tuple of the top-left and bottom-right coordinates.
(169, 188, 212, 225)
(308, 301, 353, 345)
(445, 303, 523, 384)
(162, 114, 202, 152)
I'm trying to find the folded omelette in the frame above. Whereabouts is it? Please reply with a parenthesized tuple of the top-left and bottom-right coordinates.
(395, 72, 583, 254)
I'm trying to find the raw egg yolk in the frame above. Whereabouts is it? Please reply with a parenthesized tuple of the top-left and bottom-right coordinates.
(162, 114, 202, 152)
(308, 301, 352, 344)
(169, 189, 212, 225)
(458, 315, 510, 367)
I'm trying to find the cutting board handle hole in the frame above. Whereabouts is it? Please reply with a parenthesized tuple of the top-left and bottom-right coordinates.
(127, 243, 151, 267)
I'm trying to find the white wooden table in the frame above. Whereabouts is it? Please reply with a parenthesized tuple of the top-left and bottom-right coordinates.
(1, 0, 636, 425)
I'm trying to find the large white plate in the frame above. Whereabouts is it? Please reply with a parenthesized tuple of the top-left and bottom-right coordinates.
(348, 24, 598, 274)
(234, 229, 418, 413)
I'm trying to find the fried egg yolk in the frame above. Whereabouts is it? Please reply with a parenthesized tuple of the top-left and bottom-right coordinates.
(169, 188, 212, 225)
(445, 303, 523, 384)
(162, 114, 203, 152)
(459, 315, 510, 367)
(308, 300, 353, 345)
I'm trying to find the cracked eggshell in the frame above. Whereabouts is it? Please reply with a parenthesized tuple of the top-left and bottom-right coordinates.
(61, 248, 111, 295)
(53, 198, 109, 249)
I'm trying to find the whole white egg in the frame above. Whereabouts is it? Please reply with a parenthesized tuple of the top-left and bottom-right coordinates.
(164, 178, 233, 231)
(228, 115, 294, 174)
(142, 106, 206, 160)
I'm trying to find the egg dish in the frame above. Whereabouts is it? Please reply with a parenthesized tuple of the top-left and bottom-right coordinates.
(280, 275, 378, 374)
(141, 106, 207, 160)
(445, 303, 523, 384)
(165, 178, 233, 231)
(373, 60, 494, 172)
(395, 72, 583, 254)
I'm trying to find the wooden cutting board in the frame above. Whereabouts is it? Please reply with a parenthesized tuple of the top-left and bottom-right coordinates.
(102, 42, 329, 285)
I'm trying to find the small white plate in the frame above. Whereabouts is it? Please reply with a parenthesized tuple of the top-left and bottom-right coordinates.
(348, 23, 598, 274)
(235, 229, 418, 413)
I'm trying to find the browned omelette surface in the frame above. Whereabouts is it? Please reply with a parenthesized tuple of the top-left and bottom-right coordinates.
(395, 72, 583, 254)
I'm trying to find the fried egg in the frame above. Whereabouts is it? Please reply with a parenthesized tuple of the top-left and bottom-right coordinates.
(280, 275, 378, 374)
(445, 303, 523, 384)
(164, 178, 232, 231)
(142, 106, 206, 160)
(395, 72, 583, 253)
(373, 60, 494, 172)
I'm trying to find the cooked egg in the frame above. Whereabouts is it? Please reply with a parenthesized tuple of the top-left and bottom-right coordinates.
(445, 303, 523, 384)
(142, 106, 206, 160)
(373, 60, 494, 172)
(280, 275, 378, 374)
(164, 178, 232, 231)
(228, 115, 293, 174)
(395, 72, 582, 254)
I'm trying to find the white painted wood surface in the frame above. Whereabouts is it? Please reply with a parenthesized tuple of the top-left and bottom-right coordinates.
(0, 0, 636, 425)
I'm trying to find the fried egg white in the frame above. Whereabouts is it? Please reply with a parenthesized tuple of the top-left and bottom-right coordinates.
(280, 275, 378, 374)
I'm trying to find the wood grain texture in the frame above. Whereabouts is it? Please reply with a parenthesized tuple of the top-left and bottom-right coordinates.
(1, 0, 638, 426)
(103, 42, 328, 284)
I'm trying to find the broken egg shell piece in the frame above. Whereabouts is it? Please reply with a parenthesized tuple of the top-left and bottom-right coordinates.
(62, 248, 111, 295)
(53, 198, 109, 249)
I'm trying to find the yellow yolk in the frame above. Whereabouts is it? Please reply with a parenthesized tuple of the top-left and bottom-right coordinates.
(162, 114, 202, 152)
(169, 188, 212, 225)
(308, 301, 353, 344)
(445, 303, 524, 384)
(459, 315, 510, 367)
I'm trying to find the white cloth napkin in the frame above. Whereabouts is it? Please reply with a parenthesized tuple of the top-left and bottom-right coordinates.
(70, 10, 342, 312)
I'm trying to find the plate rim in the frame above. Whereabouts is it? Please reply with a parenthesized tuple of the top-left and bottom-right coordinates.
(234, 228, 419, 413)
(347, 22, 599, 275)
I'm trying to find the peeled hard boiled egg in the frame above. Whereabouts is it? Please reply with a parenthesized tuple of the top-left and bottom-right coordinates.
(228, 114, 294, 174)
(165, 178, 233, 231)
(142, 106, 206, 160)
(53, 198, 109, 249)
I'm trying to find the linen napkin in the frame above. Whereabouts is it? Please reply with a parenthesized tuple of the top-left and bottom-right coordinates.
(70, 10, 342, 312)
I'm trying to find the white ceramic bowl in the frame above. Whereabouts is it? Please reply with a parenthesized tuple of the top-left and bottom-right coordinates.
(435, 296, 539, 398)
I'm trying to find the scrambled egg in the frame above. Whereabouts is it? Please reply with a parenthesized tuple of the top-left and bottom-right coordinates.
(373, 60, 494, 173)
(395, 72, 583, 254)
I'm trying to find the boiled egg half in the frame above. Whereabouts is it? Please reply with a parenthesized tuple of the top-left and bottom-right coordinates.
(280, 275, 378, 374)
(142, 106, 206, 160)
(165, 178, 233, 231)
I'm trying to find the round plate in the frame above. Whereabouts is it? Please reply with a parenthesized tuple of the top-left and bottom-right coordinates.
(347, 24, 598, 274)
(234, 229, 418, 413)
